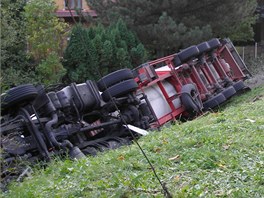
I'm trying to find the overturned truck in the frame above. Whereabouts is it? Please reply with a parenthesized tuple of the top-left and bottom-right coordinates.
(0, 38, 251, 188)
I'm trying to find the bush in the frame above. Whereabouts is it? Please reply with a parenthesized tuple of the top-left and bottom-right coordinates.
(36, 52, 67, 86)
(24, 0, 69, 63)
(0, 68, 38, 93)
(1, 0, 28, 71)
(63, 20, 148, 83)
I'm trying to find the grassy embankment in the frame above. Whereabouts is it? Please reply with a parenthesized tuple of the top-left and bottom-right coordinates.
(2, 85, 264, 198)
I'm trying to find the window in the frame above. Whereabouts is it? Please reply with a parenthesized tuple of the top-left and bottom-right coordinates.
(65, 0, 82, 10)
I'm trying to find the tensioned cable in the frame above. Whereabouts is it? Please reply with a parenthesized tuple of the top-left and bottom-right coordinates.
(65, 2, 172, 197)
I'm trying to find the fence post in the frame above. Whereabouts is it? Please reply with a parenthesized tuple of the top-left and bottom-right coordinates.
(255, 42, 258, 58)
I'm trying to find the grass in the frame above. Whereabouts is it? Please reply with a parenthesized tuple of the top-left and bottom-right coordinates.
(1, 86, 264, 198)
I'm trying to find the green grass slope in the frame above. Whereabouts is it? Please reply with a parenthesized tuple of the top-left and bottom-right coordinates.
(2, 86, 264, 198)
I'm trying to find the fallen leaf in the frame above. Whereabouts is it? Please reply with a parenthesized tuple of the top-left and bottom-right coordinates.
(174, 175, 180, 182)
(153, 147, 161, 153)
(217, 163, 226, 169)
(162, 138, 168, 144)
(169, 155, 180, 161)
(117, 155, 125, 161)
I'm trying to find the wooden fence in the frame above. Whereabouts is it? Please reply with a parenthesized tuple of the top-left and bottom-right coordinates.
(236, 43, 264, 61)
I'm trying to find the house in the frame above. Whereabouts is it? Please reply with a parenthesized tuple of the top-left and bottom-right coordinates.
(55, 0, 97, 23)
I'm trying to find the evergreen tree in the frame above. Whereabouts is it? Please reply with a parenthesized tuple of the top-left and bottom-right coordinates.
(63, 24, 98, 82)
(63, 20, 148, 83)
(87, 0, 257, 56)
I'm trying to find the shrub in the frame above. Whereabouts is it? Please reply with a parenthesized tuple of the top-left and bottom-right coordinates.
(0, 0, 28, 71)
(36, 52, 67, 85)
(63, 20, 148, 83)
(23, 0, 69, 63)
(0, 68, 38, 93)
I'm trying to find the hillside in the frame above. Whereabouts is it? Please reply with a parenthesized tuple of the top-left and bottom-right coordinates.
(2, 85, 264, 198)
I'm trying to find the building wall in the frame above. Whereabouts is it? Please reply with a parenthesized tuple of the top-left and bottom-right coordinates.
(55, 0, 91, 11)
(55, 0, 96, 21)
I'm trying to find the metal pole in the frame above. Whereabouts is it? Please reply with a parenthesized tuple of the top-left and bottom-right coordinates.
(255, 42, 258, 58)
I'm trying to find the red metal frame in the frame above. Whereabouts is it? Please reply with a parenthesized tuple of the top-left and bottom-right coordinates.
(134, 38, 249, 126)
(135, 54, 204, 126)
(219, 46, 246, 80)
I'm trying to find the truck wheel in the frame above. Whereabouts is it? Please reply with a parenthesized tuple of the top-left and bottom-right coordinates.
(181, 84, 203, 113)
(178, 46, 199, 63)
(197, 42, 210, 54)
(173, 55, 182, 67)
(233, 80, 247, 92)
(222, 86, 236, 99)
(207, 38, 221, 50)
(1, 84, 38, 112)
(203, 93, 226, 110)
(101, 79, 138, 102)
(97, 69, 134, 92)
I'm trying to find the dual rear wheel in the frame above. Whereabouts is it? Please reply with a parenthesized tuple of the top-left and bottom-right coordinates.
(97, 69, 138, 102)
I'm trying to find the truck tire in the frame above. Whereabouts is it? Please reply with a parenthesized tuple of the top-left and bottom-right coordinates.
(178, 46, 200, 63)
(173, 55, 182, 67)
(207, 38, 221, 50)
(232, 80, 247, 92)
(203, 93, 226, 110)
(101, 79, 138, 102)
(197, 42, 210, 54)
(181, 84, 203, 113)
(97, 69, 134, 92)
(1, 84, 38, 112)
(221, 86, 236, 99)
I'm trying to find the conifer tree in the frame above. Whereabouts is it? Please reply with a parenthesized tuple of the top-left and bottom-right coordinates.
(88, 0, 257, 56)
(63, 20, 148, 83)
(63, 24, 98, 82)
